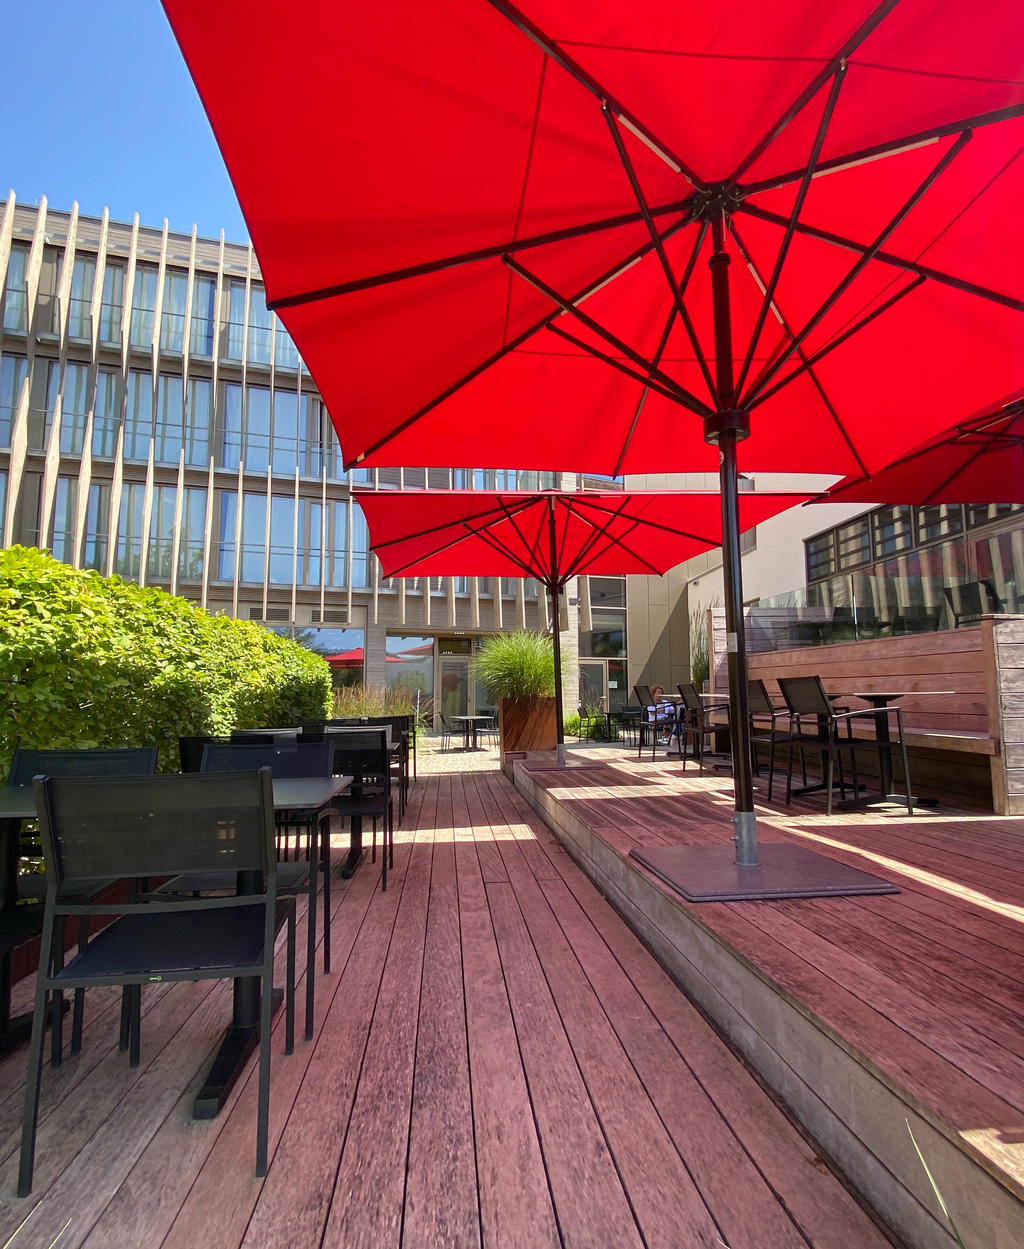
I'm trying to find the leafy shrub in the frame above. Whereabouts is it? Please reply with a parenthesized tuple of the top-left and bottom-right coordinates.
(475, 630, 556, 699)
(0, 546, 332, 776)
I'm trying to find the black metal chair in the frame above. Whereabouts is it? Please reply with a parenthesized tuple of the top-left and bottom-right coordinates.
(747, 679, 796, 802)
(363, 715, 412, 816)
(633, 685, 662, 758)
(7, 747, 159, 1063)
(674, 683, 729, 772)
(321, 731, 395, 892)
(19, 768, 295, 1195)
(179, 735, 223, 773)
(161, 740, 333, 1041)
(944, 579, 1006, 628)
(438, 712, 453, 752)
(616, 705, 640, 747)
(777, 675, 912, 815)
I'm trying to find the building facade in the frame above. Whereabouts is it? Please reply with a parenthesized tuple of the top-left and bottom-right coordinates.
(0, 195, 638, 720)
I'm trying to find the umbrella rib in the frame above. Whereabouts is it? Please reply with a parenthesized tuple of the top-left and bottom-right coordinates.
(728, 218, 872, 478)
(503, 253, 713, 416)
(728, 0, 903, 183)
(568, 494, 728, 544)
(561, 497, 665, 579)
(742, 101, 1024, 197)
(740, 129, 973, 406)
(614, 222, 708, 477)
(921, 413, 1024, 504)
(346, 213, 693, 468)
(738, 201, 1024, 314)
(484, 0, 706, 188)
(265, 199, 692, 312)
(370, 497, 540, 578)
(543, 321, 701, 410)
(749, 273, 926, 410)
(495, 498, 550, 580)
(602, 105, 717, 401)
(365, 498, 527, 555)
(734, 62, 847, 400)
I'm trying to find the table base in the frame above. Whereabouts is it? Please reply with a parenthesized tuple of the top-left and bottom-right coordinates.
(193, 987, 283, 1118)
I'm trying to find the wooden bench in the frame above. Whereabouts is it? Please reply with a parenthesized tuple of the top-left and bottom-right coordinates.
(708, 612, 1024, 813)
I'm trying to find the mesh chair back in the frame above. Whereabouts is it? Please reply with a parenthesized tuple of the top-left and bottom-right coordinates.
(633, 685, 654, 708)
(270, 740, 333, 778)
(231, 729, 300, 744)
(777, 676, 831, 718)
(34, 769, 275, 884)
(201, 742, 278, 773)
(321, 724, 391, 746)
(747, 679, 777, 717)
(8, 747, 158, 787)
(328, 735, 390, 786)
(676, 684, 702, 713)
(179, 736, 223, 773)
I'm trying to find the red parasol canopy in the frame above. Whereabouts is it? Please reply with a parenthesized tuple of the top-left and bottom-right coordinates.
(818, 397, 1024, 505)
(359, 488, 806, 759)
(163, 0, 1024, 887)
(360, 489, 806, 581)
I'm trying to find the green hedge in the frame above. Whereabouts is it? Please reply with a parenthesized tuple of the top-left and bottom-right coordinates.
(0, 546, 332, 777)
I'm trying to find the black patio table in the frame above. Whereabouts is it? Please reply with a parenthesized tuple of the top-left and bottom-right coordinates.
(448, 714, 494, 751)
(194, 773, 352, 1117)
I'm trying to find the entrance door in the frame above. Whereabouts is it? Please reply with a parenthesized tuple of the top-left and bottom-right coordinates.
(438, 656, 469, 720)
(579, 661, 607, 710)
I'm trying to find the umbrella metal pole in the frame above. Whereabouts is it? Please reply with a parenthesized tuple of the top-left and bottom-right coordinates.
(707, 210, 758, 865)
(547, 501, 566, 765)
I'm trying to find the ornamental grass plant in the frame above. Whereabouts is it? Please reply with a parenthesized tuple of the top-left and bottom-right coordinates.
(474, 630, 556, 701)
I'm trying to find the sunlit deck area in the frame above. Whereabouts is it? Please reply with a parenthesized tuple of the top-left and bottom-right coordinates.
(0, 750, 898, 1249)
(515, 741, 1024, 1249)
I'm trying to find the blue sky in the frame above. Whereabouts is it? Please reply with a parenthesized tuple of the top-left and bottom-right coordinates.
(5, 3, 247, 241)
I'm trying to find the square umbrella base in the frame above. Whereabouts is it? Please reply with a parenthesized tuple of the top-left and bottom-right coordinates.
(629, 842, 899, 902)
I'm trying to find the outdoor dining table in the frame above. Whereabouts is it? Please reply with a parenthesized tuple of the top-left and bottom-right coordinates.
(195, 772, 352, 1117)
(448, 714, 493, 751)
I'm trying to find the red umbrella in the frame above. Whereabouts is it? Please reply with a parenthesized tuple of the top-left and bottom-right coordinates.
(358, 488, 807, 761)
(324, 647, 407, 667)
(163, 0, 1024, 894)
(819, 396, 1024, 505)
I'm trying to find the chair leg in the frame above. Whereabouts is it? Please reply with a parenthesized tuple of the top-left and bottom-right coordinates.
(304, 821, 317, 1042)
(285, 908, 296, 1057)
(825, 749, 836, 817)
(18, 920, 55, 1197)
(321, 814, 332, 975)
(895, 710, 915, 815)
(119, 985, 131, 1051)
(128, 984, 141, 1068)
(256, 966, 273, 1177)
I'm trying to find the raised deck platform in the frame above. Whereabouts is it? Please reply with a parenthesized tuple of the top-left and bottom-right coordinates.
(513, 746, 1024, 1249)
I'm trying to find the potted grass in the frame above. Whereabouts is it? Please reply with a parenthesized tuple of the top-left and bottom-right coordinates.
(474, 630, 558, 766)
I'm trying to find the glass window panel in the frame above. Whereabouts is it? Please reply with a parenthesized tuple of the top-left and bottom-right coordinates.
(268, 495, 296, 583)
(245, 385, 272, 470)
(66, 254, 95, 339)
(129, 265, 159, 347)
(589, 576, 626, 608)
(82, 481, 110, 571)
(239, 492, 268, 583)
(917, 504, 963, 544)
(297, 498, 322, 586)
(325, 499, 349, 584)
(386, 635, 434, 701)
(98, 263, 124, 343)
(2, 244, 29, 332)
(155, 375, 184, 463)
(806, 533, 836, 581)
(272, 388, 300, 474)
(177, 487, 207, 580)
(46, 361, 91, 454)
(247, 290, 273, 365)
(185, 377, 212, 467)
(190, 274, 217, 356)
(92, 369, 120, 457)
(147, 484, 179, 579)
(0, 354, 28, 448)
(580, 607, 626, 658)
(217, 489, 238, 580)
(274, 316, 300, 369)
(124, 370, 153, 459)
(319, 402, 344, 478)
(836, 517, 871, 568)
(967, 502, 1024, 528)
(222, 381, 243, 469)
(116, 482, 145, 578)
(224, 280, 246, 359)
(870, 505, 913, 559)
(350, 501, 369, 588)
(50, 477, 78, 564)
(159, 270, 189, 352)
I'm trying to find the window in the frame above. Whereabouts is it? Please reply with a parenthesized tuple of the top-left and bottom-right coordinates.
(98, 263, 125, 343)
(185, 377, 212, 466)
(967, 502, 1024, 528)
(160, 270, 189, 352)
(124, 370, 153, 459)
(147, 485, 180, 579)
(224, 280, 247, 360)
(129, 265, 159, 347)
(176, 487, 207, 580)
(837, 517, 871, 568)
(0, 354, 27, 447)
(2, 243, 29, 332)
(916, 504, 963, 544)
(870, 505, 913, 559)
(45, 361, 92, 454)
(805, 533, 835, 582)
(589, 576, 626, 608)
(81, 481, 111, 571)
(155, 375, 184, 463)
(190, 274, 217, 356)
(116, 481, 146, 578)
(91, 370, 121, 458)
(247, 290, 273, 365)
(66, 254, 96, 339)
(50, 477, 79, 564)
(580, 607, 627, 658)
(274, 318, 300, 370)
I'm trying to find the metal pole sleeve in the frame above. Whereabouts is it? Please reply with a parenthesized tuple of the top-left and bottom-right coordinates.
(709, 213, 758, 865)
(548, 502, 565, 757)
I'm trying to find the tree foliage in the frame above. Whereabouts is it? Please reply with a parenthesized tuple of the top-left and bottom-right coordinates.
(0, 547, 332, 776)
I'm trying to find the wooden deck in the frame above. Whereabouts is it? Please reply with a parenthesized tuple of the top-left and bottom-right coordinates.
(0, 763, 895, 1249)
(514, 743, 1024, 1249)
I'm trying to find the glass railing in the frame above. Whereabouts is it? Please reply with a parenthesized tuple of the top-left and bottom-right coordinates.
(750, 569, 1021, 652)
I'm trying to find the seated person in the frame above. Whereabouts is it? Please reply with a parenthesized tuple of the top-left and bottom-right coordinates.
(647, 686, 678, 742)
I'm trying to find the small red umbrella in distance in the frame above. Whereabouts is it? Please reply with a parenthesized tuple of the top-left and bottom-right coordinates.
(818, 396, 1024, 505)
(358, 489, 808, 762)
(163, 0, 1024, 887)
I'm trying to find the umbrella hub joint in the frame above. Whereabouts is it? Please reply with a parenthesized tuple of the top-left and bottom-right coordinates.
(704, 408, 750, 446)
(691, 182, 744, 223)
